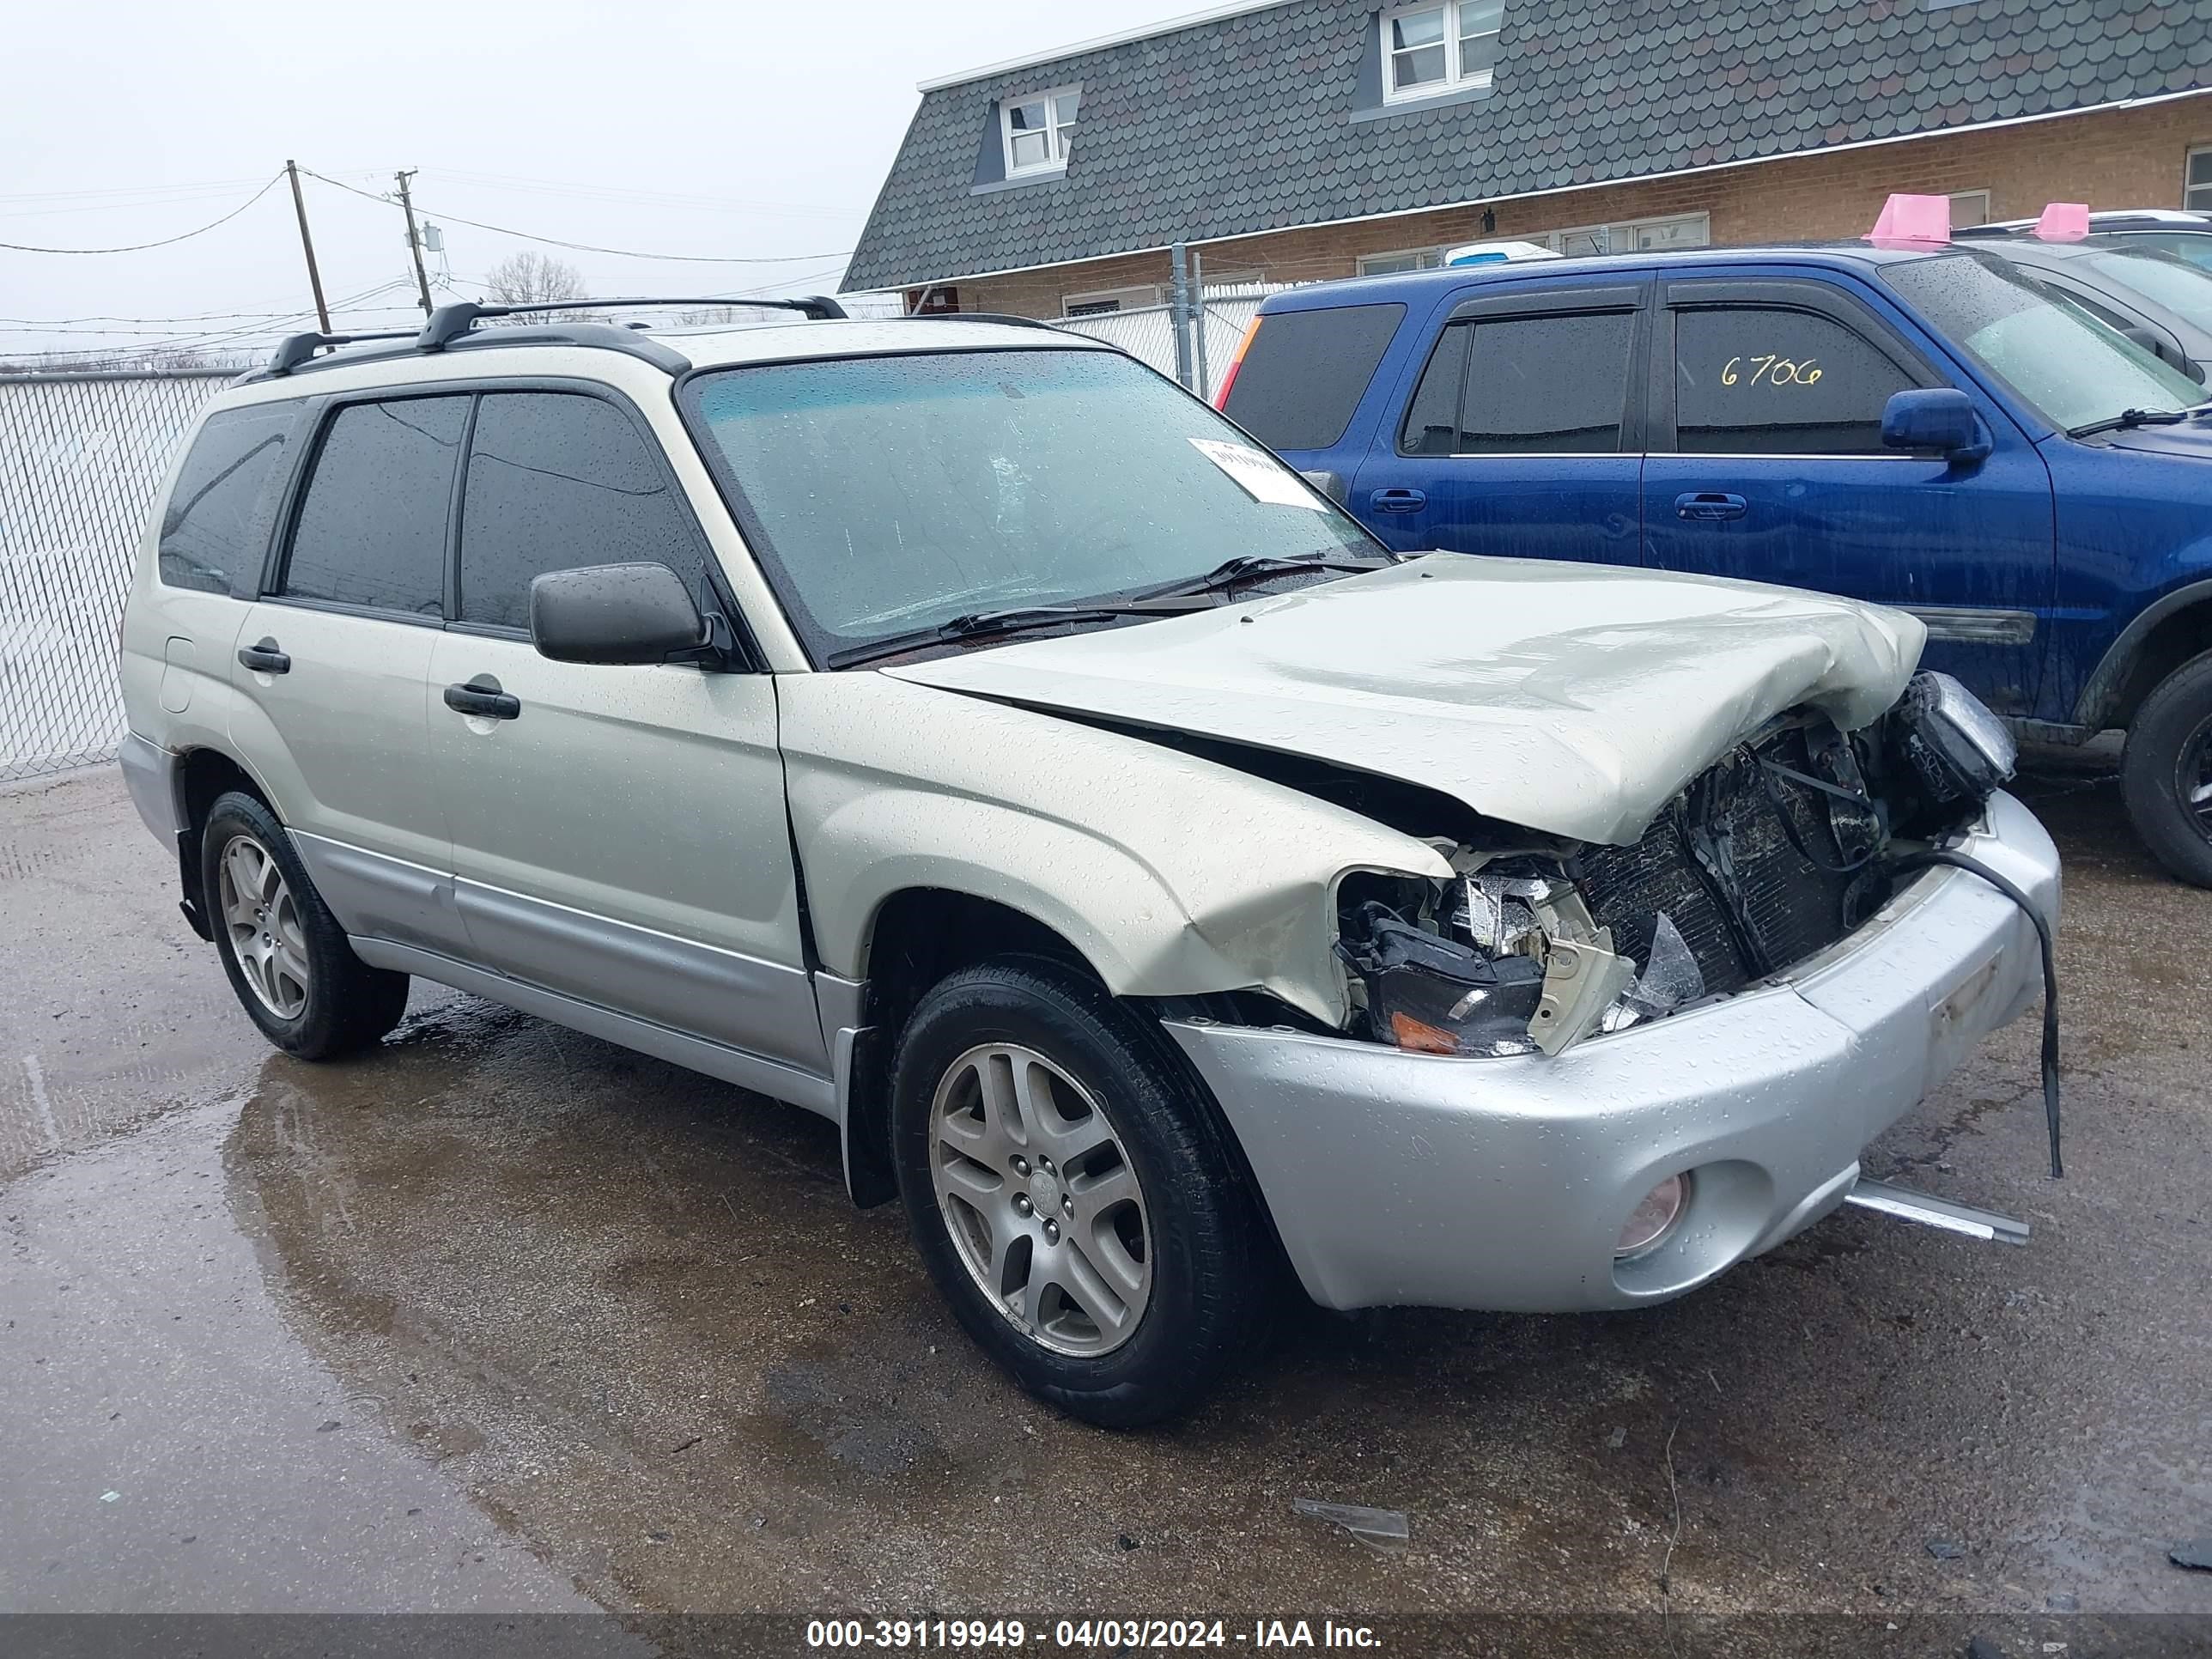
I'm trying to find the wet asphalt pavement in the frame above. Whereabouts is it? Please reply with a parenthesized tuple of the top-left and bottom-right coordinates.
(3, 762, 2209, 1650)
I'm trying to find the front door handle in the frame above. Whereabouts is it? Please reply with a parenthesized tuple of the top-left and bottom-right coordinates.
(1674, 490, 1748, 522)
(237, 638, 290, 674)
(1369, 487, 1427, 513)
(442, 677, 520, 720)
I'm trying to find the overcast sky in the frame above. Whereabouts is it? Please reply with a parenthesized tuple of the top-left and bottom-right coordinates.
(0, 0, 1185, 363)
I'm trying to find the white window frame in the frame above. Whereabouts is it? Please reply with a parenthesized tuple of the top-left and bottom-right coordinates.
(1948, 189, 1993, 228)
(2187, 146, 2212, 212)
(1380, 0, 1502, 105)
(1541, 211, 1711, 257)
(1357, 246, 1447, 276)
(1000, 85, 1080, 178)
(1061, 284, 1161, 318)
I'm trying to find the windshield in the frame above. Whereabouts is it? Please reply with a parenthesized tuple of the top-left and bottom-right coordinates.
(1882, 251, 2203, 433)
(2079, 247, 2212, 324)
(681, 348, 1377, 662)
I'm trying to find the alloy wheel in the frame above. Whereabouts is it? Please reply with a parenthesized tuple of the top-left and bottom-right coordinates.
(927, 1042, 1152, 1356)
(217, 834, 310, 1020)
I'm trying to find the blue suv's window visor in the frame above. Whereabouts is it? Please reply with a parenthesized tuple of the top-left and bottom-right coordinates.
(684, 349, 1376, 665)
(1884, 252, 2202, 434)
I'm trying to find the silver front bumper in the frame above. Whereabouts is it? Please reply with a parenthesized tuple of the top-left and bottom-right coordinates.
(1167, 790, 2061, 1314)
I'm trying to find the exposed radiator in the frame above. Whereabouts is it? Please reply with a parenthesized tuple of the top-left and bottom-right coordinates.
(1577, 720, 1888, 997)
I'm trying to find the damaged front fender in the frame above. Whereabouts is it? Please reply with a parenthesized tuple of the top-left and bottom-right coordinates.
(775, 672, 1451, 1026)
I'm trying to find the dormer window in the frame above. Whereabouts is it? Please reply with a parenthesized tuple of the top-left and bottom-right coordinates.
(1002, 87, 1080, 176)
(1382, 0, 1503, 102)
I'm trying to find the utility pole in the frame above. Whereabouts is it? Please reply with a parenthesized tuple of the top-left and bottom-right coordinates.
(1169, 241, 1195, 392)
(284, 160, 332, 334)
(394, 169, 434, 317)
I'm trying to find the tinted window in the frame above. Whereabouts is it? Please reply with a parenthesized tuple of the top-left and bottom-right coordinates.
(1671, 308, 1911, 454)
(282, 398, 466, 615)
(158, 404, 295, 595)
(1223, 303, 1406, 450)
(1399, 322, 1469, 454)
(1456, 312, 1634, 454)
(685, 349, 1376, 663)
(459, 392, 705, 630)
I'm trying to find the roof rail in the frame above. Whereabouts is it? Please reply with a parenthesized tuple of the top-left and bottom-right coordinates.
(904, 311, 1061, 330)
(263, 327, 420, 378)
(416, 294, 848, 350)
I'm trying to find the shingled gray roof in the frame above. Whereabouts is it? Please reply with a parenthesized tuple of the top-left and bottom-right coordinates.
(842, 0, 2211, 291)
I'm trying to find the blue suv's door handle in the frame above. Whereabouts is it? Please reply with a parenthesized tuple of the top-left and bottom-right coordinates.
(1369, 487, 1427, 514)
(1674, 490, 1748, 522)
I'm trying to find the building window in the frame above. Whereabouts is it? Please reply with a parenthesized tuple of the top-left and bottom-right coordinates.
(1948, 190, 1993, 228)
(1002, 87, 1079, 176)
(1544, 212, 1710, 256)
(1062, 285, 1161, 317)
(2188, 147, 2212, 212)
(1358, 246, 1447, 276)
(1382, 0, 1503, 102)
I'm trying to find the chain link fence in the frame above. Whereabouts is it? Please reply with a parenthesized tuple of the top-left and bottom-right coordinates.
(2, 370, 229, 781)
(1055, 285, 1285, 398)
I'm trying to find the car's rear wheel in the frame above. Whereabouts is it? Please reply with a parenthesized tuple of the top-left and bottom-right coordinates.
(201, 791, 410, 1058)
(890, 957, 1261, 1426)
(2122, 649, 2212, 888)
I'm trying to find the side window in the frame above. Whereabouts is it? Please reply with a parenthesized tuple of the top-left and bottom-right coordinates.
(1456, 311, 1635, 454)
(1398, 321, 1470, 454)
(158, 404, 295, 596)
(457, 392, 708, 631)
(281, 398, 467, 615)
(1671, 308, 1914, 455)
(1221, 303, 1407, 450)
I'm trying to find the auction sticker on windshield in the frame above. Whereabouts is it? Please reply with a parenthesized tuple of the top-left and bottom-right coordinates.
(1189, 437, 1327, 509)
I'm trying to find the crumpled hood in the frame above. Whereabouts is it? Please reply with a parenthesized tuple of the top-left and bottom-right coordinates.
(882, 556, 1925, 846)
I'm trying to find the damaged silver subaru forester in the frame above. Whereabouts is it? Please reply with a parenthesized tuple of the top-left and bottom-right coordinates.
(120, 307, 2059, 1425)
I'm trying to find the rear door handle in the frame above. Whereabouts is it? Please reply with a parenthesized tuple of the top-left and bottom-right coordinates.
(442, 678, 520, 720)
(1674, 490, 1747, 522)
(1369, 487, 1427, 514)
(237, 638, 290, 674)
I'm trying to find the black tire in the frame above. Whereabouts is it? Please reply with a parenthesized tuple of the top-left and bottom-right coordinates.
(890, 957, 1262, 1427)
(199, 791, 410, 1058)
(2121, 649, 2212, 888)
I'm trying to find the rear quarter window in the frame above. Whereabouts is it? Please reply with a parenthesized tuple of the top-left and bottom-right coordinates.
(157, 404, 296, 597)
(1223, 303, 1406, 450)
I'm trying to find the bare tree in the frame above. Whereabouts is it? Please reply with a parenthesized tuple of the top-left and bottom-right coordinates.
(483, 252, 592, 320)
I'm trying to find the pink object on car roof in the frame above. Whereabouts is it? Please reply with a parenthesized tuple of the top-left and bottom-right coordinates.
(1868, 193, 1952, 245)
(2034, 202, 2091, 241)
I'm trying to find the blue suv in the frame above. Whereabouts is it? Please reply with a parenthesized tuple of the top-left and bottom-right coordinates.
(1219, 243, 2212, 884)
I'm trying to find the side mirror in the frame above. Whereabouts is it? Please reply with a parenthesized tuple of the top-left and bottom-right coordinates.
(529, 562, 708, 665)
(1881, 388, 1988, 463)
(2118, 324, 2194, 373)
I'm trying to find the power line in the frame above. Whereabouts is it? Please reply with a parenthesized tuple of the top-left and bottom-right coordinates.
(301, 168, 848, 265)
(0, 174, 283, 254)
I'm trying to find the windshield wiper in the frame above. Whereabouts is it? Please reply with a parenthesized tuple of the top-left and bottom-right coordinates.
(2069, 400, 2212, 438)
(1157, 551, 1397, 599)
(825, 600, 1203, 668)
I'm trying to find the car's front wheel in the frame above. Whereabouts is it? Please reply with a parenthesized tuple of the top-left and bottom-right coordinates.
(2122, 648, 2212, 888)
(890, 958, 1261, 1426)
(201, 791, 410, 1058)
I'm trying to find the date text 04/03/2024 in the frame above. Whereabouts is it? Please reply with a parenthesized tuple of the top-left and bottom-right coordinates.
(803, 1618, 1382, 1648)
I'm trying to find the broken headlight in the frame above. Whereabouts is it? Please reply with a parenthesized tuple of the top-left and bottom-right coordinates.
(1335, 897, 1547, 1056)
(1336, 865, 1708, 1059)
(1890, 671, 2016, 815)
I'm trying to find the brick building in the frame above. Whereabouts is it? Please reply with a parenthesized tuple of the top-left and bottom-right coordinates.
(841, 0, 2212, 317)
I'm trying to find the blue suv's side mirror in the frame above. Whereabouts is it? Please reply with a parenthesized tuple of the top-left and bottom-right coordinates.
(1881, 388, 1990, 463)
